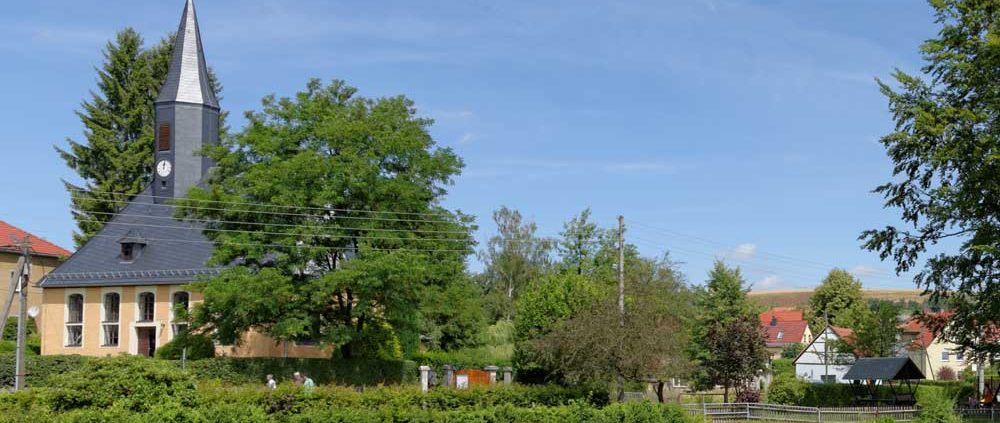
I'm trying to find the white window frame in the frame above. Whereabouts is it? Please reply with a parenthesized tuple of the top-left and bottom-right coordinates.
(941, 351, 950, 362)
(64, 289, 85, 348)
(100, 288, 122, 347)
(169, 288, 190, 338)
(136, 290, 156, 322)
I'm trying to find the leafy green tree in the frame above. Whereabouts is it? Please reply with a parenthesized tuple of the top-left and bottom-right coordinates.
(183, 79, 472, 359)
(56, 30, 223, 247)
(528, 260, 693, 401)
(781, 343, 804, 359)
(478, 207, 554, 321)
(847, 301, 902, 358)
(419, 276, 487, 351)
(690, 261, 760, 392)
(557, 209, 616, 276)
(808, 269, 866, 332)
(860, 0, 1000, 359)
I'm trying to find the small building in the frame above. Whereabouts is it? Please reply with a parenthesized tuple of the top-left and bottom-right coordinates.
(793, 325, 855, 383)
(901, 315, 971, 380)
(759, 307, 812, 358)
(842, 357, 925, 405)
(0, 220, 72, 319)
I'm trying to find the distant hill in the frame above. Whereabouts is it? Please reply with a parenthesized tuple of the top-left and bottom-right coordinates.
(748, 288, 926, 309)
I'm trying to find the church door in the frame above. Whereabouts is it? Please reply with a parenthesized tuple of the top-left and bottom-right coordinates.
(137, 327, 156, 357)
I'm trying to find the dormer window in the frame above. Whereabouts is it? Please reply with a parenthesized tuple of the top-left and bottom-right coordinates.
(118, 229, 146, 263)
(121, 243, 135, 261)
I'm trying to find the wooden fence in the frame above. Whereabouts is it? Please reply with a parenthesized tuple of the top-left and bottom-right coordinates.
(683, 403, 921, 422)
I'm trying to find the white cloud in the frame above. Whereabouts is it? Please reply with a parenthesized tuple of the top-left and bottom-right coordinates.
(756, 275, 782, 290)
(458, 132, 478, 144)
(850, 265, 883, 277)
(731, 243, 757, 260)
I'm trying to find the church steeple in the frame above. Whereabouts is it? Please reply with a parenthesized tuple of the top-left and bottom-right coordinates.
(153, 0, 220, 203)
(156, 0, 218, 108)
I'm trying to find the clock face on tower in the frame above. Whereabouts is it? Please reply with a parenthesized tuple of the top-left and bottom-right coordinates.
(156, 160, 172, 177)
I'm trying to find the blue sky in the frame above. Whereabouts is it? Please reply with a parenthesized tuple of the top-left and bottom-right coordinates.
(0, 0, 940, 290)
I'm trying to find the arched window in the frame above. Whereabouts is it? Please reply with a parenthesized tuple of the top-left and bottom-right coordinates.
(66, 294, 83, 347)
(102, 293, 120, 347)
(172, 291, 190, 335)
(138, 292, 155, 322)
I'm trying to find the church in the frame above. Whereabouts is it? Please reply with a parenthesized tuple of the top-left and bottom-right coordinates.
(38, 0, 328, 359)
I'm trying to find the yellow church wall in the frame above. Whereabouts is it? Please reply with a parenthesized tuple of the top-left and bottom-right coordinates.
(40, 285, 329, 359)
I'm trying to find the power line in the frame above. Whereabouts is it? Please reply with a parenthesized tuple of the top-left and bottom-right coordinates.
(68, 196, 460, 224)
(81, 219, 472, 244)
(67, 187, 461, 219)
(88, 233, 470, 253)
(78, 210, 471, 234)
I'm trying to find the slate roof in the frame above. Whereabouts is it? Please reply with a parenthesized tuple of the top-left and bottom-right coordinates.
(0, 220, 72, 258)
(842, 357, 925, 381)
(39, 186, 218, 287)
(156, 0, 218, 108)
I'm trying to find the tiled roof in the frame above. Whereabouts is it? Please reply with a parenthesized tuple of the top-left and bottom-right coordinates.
(764, 320, 809, 346)
(0, 220, 72, 258)
(39, 186, 218, 288)
(759, 307, 804, 325)
(901, 318, 936, 349)
(831, 326, 854, 339)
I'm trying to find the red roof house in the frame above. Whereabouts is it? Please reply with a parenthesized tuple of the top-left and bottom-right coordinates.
(760, 307, 813, 353)
(0, 220, 71, 258)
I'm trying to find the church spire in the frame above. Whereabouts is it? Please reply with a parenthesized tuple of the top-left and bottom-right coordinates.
(156, 0, 218, 109)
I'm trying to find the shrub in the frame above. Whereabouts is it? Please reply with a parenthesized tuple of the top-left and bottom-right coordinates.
(0, 353, 90, 388)
(44, 355, 197, 412)
(766, 376, 807, 404)
(916, 386, 961, 423)
(155, 332, 216, 360)
(736, 389, 761, 403)
(937, 366, 956, 381)
(771, 358, 794, 379)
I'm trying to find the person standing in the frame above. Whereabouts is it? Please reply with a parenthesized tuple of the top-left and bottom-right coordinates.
(266, 374, 277, 390)
(293, 371, 303, 385)
(302, 372, 315, 394)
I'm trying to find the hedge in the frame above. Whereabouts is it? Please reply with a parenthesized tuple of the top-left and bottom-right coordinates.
(0, 354, 417, 388)
(183, 356, 419, 386)
(0, 356, 644, 423)
(767, 375, 969, 407)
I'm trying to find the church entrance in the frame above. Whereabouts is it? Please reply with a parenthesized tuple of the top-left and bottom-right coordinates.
(136, 327, 156, 357)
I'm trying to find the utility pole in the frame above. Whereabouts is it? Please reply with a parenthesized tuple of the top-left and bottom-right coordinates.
(616, 215, 625, 402)
(617, 215, 625, 326)
(11, 236, 30, 391)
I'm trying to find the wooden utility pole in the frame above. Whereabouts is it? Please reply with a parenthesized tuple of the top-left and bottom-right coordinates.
(616, 215, 625, 402)
(617, 215, 625, 326)
(2, 236, 31, 391)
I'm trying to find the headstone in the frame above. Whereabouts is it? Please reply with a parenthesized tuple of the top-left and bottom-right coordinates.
(419, 365, 431, 393)
(485, 365, 499, 384)
(502, 367, 513, 384)
(443, 364, 455, 388)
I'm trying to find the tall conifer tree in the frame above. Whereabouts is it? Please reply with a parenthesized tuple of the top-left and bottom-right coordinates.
(57, 30, 222, 247)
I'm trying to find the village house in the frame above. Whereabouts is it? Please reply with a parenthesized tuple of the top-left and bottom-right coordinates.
(37, 0, 327, 359)
(793, 325, 856, 383)
(901, 315, 971, 380)
(1, 221, 72, 319)
(759, 307, 812, 358)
